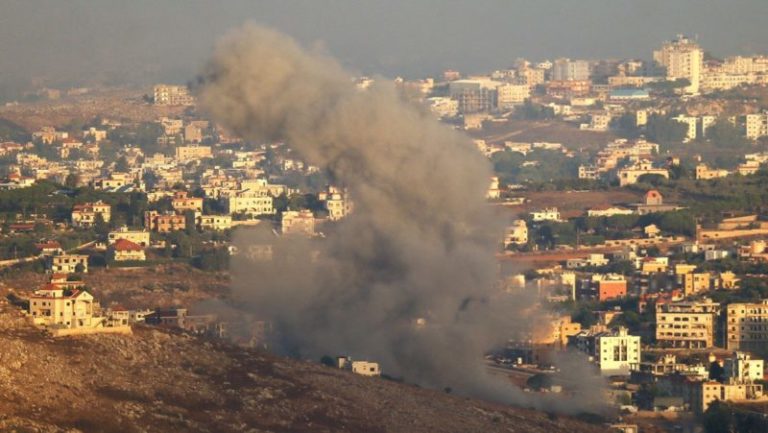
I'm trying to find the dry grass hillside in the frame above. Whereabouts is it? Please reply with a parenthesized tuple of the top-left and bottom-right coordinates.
(0, 298, 610, 433)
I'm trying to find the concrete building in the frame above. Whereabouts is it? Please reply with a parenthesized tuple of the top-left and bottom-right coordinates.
(448, 79, 500, 113)
(29, 285, 98, 329)
(691, 380, 764, 413)
(617, 160, 669, 186)
(552, 58, 591, 81)
(108, 227, 151, 247)
(108, 239, 146, 262)
(672, 115, 698, 142)
(71, 201, 111, 228)
(196, 215, 232, 231)
(496, 84, 530, 109)
(530, 207, 561, 222)
(337, 357, 381, 377)
(175, 145, 212, 162)
(572, 327, 641, 376)
(503, 220, 528, 247)
(319, 187, 353, 221)
(742, 113, 768, 140)
(144, 211, 186, 233)
(655, 299, 721, 348)
(653, 35, 704, 94)
(171, 191, 204, 213)
(225, 194, 274, 217)
(727, 300, 768, 355)
(695, 163, 730, 180)
(49, 254, 89, 274)
(153, 84, 194, 105)
(281, 210, 315, 236)
(724, 352, 764, 383)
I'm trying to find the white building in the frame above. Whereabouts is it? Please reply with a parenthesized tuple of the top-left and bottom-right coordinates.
(573, 327, 641, 376)
(530, 207, 561, 222)
(724, 352, 764, 383)
(653, 35, 704, 94)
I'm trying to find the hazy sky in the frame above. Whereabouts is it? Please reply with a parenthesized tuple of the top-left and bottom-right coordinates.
(1, 0, 767, 96)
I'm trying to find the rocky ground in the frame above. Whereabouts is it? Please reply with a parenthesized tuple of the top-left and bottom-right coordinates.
(0, 297, 610, 433)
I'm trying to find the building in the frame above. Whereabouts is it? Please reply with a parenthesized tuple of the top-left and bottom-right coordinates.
(196, 215, 232, 231)
(572, 327, 641, 376)
(579, 165, 600, 180)
(727, 300, 768, 355)
(742, 113, 768, 140)
(594, 274, 628, 301)
(48, 254, 89, 274)
(681, 272, 712, 296)
(71, 201, 111, 228)
(448, 79, 501, 113)
(503, 220, 528, 247)
(29, 285, 99, 329)
(672, 115, 698, 142)
(171, 191, 204, 213)
(337, 357, 381, 377)
(496, 83, 530, 109)
(319, 187, 353, 221)
(552, 58, 591, 81)
(530, 207, 561, 222)
(653, 35, 704, 94)
(655, 299, 721, 348)
(108, 239, 146, 262)
(153, 84, 194, 105)
(108, 227, 150, 247)
(691, 380, 764, 413)
(175, 145, 212, 162)
(617, 160, 669, 186)
(724, 352, 765, 383)
(695, 163, 730, 180)
(225, 194, 274, 216)
(281, 210, 315, 236)
(144, 211, 186, 233)
(486, 176, 501, 199)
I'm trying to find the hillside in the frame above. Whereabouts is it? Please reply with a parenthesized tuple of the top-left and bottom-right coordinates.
(0, 302, 609, 433)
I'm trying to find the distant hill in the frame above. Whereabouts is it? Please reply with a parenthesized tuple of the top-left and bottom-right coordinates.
(0, 117, 30, 142)
(0, 304, 610, 433)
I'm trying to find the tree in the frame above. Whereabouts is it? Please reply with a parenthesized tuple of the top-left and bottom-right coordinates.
(709, 361, 725, 382)
(526, 373, 553, 391)
(645, 114, 688, 145)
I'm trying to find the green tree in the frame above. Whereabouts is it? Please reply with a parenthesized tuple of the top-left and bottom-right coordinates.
(645, 114, 688, 145)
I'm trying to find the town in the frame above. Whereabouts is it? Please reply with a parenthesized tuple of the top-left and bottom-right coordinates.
(1, 30, 768, 433)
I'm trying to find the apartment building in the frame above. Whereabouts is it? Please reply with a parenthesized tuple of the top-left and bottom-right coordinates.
(175, 145, 212, 162)
(724, 352, 765, 383)
(196, 215, 232, 231)
(572, 327, 641, 376)
(695, 163, 730, 180)
(655, 299, 721, 348)
(153, 84, 194, 105)
(171, 191, 204, 213)
(503, 220, 528, 247)
(319, 187, 353, 221)
(552, 58, 591, 81)
(653, 35, 704, 94)
(726, 300, 768, 355)
(691, 380, 764, 413)
(144, 211, 186, 233)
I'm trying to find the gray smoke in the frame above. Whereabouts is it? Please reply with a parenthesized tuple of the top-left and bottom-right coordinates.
(198, 24, 605, 414)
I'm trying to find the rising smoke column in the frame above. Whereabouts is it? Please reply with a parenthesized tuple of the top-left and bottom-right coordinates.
(198, 24, 605, 413)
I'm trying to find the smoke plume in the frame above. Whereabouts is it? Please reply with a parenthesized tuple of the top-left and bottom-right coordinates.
(198, 24, 605, 413)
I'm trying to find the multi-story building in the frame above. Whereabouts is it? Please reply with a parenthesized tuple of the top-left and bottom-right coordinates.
(503, 220, 528, 247)
(655, 299, 721, 348)
(496, 83, 530, 109)
(653, 35, 704, 94)
(144, 211, 186, 233)
(71, 201, 111, 228)
(225, 194, 274, 216)
(572, 327, 641, 376)
(695, 163, 730, 180)
(281, 210, 315, 236)
(29, 285, 98, 329)
(617, 160, 669, 186)
(691, 380, 763, 413)
(171, 191, 204, 213)
(672, 115, 698, 142)
(742, 113, 768, 140)
(726, 300, 768, 355)
(108, 239, 146, 262)
(153, 84, 194, 105)
(48, 254, 89, 274)
(196, 215, 232, 231)
(448, 79, 500, 113)
(319, 187, 353, 221)
(724, 352, 765, 383)
(175, 145, 212, 162)
(108, 227, 151, 247)
(552, 58, 591, 81)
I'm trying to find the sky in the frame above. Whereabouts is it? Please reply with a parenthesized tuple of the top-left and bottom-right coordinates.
(0, 0, 767, 97)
